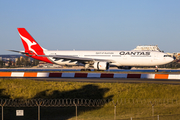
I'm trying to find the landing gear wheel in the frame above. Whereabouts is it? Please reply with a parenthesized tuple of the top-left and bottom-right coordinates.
(81, 69, 91, 71)
(155, 66, 158, 72)
(94, 69, 104, 72)
(155, 69, 158, 72)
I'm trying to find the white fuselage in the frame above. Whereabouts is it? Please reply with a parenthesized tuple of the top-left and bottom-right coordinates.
(16, 28, 174, 70)
(43, 50, 174, 67)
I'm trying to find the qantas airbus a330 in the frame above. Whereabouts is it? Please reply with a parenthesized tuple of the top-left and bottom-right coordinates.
(10, 28, 174, 71)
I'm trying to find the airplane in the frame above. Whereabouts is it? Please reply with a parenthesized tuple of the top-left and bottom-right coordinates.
(9, 28, 174, 72)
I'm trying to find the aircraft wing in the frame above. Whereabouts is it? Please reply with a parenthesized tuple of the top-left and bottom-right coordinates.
(38, 55, 114, 63)
(8, 50, 114, 63)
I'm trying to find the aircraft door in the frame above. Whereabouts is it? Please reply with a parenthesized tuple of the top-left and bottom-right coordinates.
(154, 53, 158, 60)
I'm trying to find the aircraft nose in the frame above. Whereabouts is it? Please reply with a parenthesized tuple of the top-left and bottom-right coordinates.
(170, 57, 175, 62)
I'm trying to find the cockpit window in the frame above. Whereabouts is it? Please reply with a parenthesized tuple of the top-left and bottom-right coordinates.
(164, 55, 171, 57)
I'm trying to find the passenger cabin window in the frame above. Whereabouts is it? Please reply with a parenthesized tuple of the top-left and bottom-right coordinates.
(164, 55, 171, 57)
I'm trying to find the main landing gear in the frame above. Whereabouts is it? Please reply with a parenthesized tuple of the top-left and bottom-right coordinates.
(81, 64, 91, 71)
(81, 69, 91, 71)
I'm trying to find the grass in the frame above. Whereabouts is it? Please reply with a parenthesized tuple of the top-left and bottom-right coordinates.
(0, 78, 180, 119)
(0, 78, 180, 99)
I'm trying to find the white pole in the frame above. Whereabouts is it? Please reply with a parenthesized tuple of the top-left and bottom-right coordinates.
(76, 105, 77, 120)
(2, 106, 3, 120)
(38, 105, 40, 120)
(114, 106, 116, 120)
(152, 105, 154, 116)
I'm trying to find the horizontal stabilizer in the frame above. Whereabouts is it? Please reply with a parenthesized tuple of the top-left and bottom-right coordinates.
(8, 50, 28, 54)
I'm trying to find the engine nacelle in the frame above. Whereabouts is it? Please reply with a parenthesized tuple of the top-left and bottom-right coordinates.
(117, 66, 132, 70)
(94, 62, 110, 70)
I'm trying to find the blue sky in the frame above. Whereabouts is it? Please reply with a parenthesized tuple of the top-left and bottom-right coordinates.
(1, 0, 180, 54)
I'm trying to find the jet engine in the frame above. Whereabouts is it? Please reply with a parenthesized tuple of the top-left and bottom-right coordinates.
(93, 62, 110, 70)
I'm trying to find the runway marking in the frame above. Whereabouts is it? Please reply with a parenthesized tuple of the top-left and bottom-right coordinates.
(100, 73, 114, 78)
(24, 72, 37, 77)
(49, 73, 62, 77)
(11, 72, 24, 77)
(0, 72, 11, 77)
(127, 74, 141, 78)
(75, 73, 88, 78)
(155, 74, 169, 79)
(0, 72, 180, 80)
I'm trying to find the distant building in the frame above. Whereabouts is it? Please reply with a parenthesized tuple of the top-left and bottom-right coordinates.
(176, 53, 180, 60)
(0, 55, 34, 62)
(168, 53, 180, 60)
(133, 45, 162, 52)
(0, 55, 24, 62)
(20, 56, 23, 61)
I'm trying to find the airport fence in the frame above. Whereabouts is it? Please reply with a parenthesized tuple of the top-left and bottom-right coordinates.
(0, 98, 180, 120)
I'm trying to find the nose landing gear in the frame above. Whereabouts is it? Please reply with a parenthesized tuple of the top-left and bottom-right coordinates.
(155, 66, 159, 72)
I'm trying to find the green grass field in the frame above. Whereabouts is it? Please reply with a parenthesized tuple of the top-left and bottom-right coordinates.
(0, 78, 180, 119)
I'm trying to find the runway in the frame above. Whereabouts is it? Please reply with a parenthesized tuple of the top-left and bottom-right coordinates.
(1, 68, 180, 73)
(32, 78, 180, 85)
(1, 68, 180, 84)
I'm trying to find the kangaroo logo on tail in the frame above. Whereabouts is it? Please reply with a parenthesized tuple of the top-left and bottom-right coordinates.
(17, 28, 53, 63)
(17, 28, 44, 56)
(19, 34, 38, 55)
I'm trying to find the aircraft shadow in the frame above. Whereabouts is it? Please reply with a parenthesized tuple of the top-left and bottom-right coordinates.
(0, 85, 113, 120)
(0, 89, 10, 99)
(32, 84, 113, 120)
